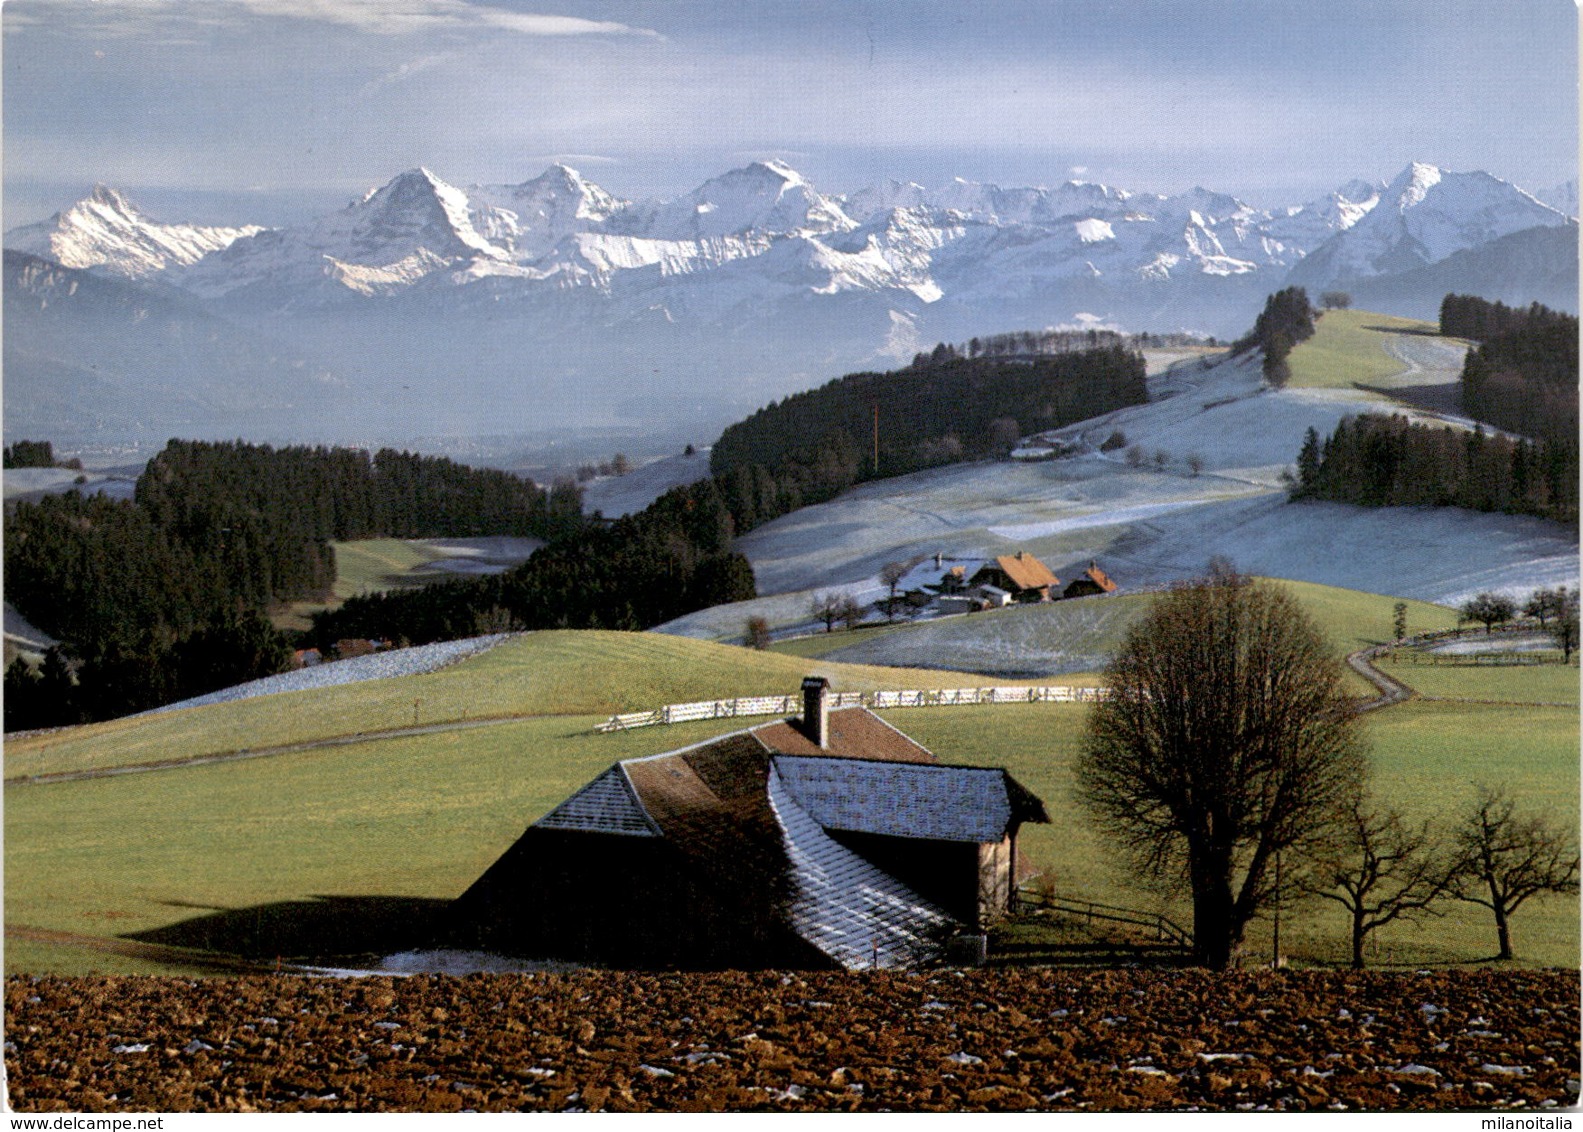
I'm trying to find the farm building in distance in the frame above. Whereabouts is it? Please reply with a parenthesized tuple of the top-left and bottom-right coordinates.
(896, 551, 1116, 611)
(1063, 561, 1118, 599)
(452, 677, 1049, 970)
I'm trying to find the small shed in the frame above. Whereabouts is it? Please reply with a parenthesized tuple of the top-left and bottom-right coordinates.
(1063, 560, 1118, 599)
(451, 678, 1048, 970)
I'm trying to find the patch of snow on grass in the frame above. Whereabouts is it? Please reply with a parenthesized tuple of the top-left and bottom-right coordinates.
(143, 634, 514, 715)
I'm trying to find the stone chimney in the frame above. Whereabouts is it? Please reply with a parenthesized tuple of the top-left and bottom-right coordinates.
(801, 676, 830, 748)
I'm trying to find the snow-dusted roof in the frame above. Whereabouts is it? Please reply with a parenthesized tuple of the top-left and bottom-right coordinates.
(766, 764, 956, 969)
(534, 765, 661, 837)
(772, 755, 1033, 844)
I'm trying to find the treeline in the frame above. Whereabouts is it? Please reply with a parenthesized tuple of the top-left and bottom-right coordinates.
(1439, 296, 1579, 442)
(1291, 414, 1577, 524)
(3, 439, 584, 728)
(3, 439, 80, 470)
(309, 478, 756, 645)
(710, 346, 1148, 530)
(1235, 286, 1316, 387)
(922, 327, 1216, 364)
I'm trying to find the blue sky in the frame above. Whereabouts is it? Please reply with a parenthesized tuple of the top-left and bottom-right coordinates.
(4, 0, 1577, 226)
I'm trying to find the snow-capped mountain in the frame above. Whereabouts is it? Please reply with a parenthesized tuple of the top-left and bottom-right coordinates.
(6, 159, 1574, 445)
(4, 185, 263, 279)
(1287, 162, 1570, 290)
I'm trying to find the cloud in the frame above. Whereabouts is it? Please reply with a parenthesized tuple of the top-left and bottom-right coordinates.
(14, 0, 659, 40)
(226, 0, 659, 38)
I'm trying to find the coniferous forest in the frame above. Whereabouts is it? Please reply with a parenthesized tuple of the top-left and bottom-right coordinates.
(710, 345, 1149, 528)
(3, 440, 585, 728)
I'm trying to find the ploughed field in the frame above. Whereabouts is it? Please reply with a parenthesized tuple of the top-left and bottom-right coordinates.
(7, 968, 1577, 1113)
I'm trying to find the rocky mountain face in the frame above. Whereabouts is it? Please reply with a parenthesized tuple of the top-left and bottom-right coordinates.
(5, 160, 1573, 446)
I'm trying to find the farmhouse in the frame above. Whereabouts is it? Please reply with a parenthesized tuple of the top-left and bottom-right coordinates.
(452, 677, 1049, 970)
(968, 552, 1061, 602)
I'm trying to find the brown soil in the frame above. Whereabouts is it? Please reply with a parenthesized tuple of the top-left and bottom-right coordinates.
(5, 968, 1578, 1113)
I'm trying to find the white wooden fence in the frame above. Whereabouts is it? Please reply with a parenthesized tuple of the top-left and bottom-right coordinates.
(595, 685, 1107, 732)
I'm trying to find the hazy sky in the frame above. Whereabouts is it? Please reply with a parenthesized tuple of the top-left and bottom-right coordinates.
(4, 0, 1578, 226)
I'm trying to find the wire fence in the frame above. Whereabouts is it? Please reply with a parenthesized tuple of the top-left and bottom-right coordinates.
(595, 684, 1108, 732)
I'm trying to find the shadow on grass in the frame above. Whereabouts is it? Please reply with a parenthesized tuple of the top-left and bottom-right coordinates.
(124, 895, 454, 963)
(1362, 325, 1443, 337)
(1350, 380, 1464, 416)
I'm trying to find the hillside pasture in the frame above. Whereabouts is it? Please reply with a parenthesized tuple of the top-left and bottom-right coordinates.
(7, 691, 1576, 976)
(657, 325, 1573, 631)
(277, 537, 543, 630)
(780, 581, 1460, 685)
(2, 631, 1030, 780)
(1285, 308, 1461, 393)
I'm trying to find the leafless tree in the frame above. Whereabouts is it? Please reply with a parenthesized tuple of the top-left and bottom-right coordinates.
(880, 560, 910, 621)
(1300, 797, 1450, 968)
(1185, 452, 1205, 477)
(809, 592, 843, 633)
(838, 596, 866, 631)
(1076, 564, 1366, 969)
(1446, 784, 1579, 961)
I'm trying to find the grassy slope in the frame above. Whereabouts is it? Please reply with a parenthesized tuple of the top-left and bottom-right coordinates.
(1286, 308, 1441, 390)
(276, 538, 451, 630)
(7, 586, 1574, 975)
(774, 580, 1461, 695)
(4, 632, 1037, 780)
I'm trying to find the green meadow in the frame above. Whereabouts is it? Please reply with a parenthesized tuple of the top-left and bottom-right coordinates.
(1285, 308, 1445, 391)
(6, 583, 1576, 976)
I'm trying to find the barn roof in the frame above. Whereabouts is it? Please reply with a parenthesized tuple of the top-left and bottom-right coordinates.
(766, 764, 957, 969)
(535, 764, 661, 837)
(986, 551, 1059, 592)
(772, 755, 1047, 843)
(1071, 562, 1118, 593)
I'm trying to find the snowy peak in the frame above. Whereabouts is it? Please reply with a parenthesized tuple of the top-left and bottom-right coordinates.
(1288, 162, 1572, 289)
(349, 167, 500, 261)
(637, 160, 855, 239)
(468, 164, 627, 261)
(3, 185, 264, 279)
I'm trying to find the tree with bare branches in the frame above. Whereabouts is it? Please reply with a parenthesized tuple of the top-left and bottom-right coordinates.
(809, 592, 843, 633)
(880, 560, 911, 622)
(1300, 798, 1450, 968)
(1076, 563, 1366, 969)
(1447, 784, 1579, 961)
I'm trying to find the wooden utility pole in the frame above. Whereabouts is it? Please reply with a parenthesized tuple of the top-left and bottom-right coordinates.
(872, 401, 880, 476)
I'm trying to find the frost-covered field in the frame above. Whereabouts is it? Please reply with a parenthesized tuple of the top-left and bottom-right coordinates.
(817, 598, 1136, 677)
(411, 537, 544, 575)
(660, 341, 1577, 642)
(579, 448, 713, 518)
(143, 634, 513, 715)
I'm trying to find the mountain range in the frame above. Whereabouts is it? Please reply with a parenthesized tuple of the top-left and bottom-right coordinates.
(5, 159, 1576, 450)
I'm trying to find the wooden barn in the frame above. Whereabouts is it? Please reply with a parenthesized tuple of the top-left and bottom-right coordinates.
(1063, 560, 1118, 599)
(452, 677, 1049, 970)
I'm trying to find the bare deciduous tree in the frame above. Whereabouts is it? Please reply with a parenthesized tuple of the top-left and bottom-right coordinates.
(1076, 564, 1366, 969)
(1300, 798, 1450, 968)
(1447, 784, 1579, 961)
(809, 592, 843, 633)
(880, 560, 910, 622)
